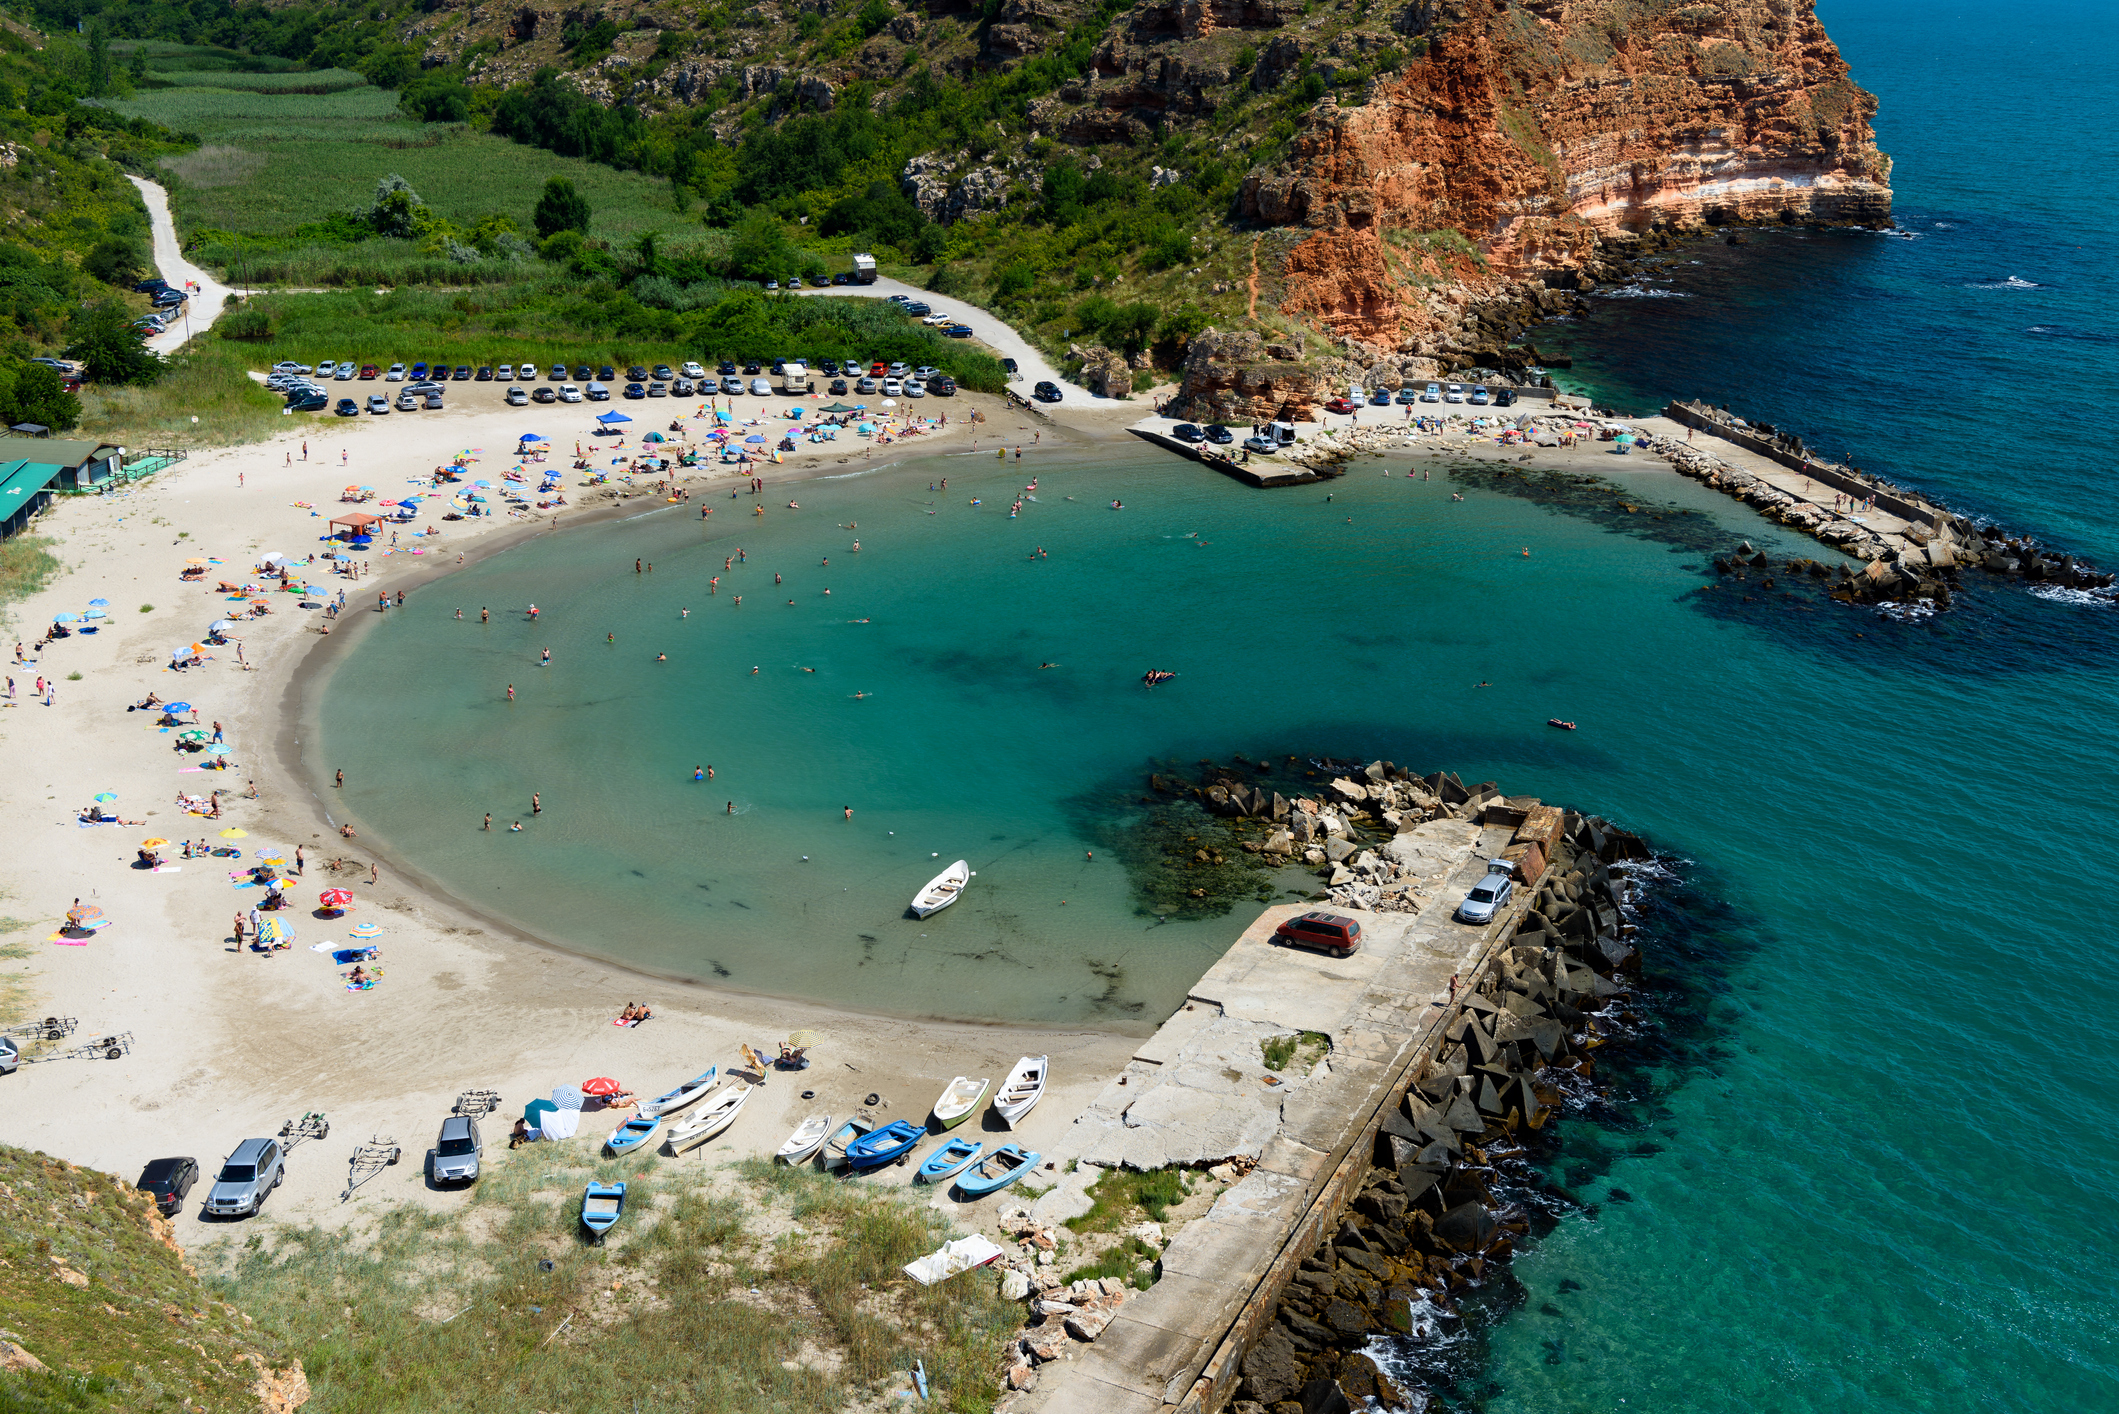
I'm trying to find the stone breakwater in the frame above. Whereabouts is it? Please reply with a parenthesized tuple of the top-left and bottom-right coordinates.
(1232, 818, 1650, 1413)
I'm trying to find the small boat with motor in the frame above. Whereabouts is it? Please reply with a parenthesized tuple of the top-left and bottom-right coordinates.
(1547, 719, 1576, 731)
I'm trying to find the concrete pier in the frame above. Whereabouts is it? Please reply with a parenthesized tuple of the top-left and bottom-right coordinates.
(1012, 815, 1544, 1414)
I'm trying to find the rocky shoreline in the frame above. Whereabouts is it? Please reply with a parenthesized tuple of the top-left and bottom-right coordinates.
(1233, 814, 1652, 1413)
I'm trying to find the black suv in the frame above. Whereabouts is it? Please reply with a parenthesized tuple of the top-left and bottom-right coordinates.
(1033, 381, 1062, 402)
(136, 1157, 199, 1216)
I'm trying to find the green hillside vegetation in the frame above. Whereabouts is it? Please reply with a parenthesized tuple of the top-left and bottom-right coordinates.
(205, 1149, 1016, 1412)
(0, 1143, 299, 1414)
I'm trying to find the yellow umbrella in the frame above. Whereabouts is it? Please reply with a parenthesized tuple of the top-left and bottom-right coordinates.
(140, 837, 168, 849)
(260, 856, 287, 868)
(219, 827, 247, 838)
(184, 557, 207, 565)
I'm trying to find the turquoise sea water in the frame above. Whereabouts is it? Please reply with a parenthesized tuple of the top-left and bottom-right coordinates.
(318, 2, 2118, 1406)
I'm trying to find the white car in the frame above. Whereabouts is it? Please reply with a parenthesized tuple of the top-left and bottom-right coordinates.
(1444, 383, 1466, 403)
(748, 377, 772, 396)
(1421, 382, 1441, 403)
(559, 384, 583, 403)
(272, 360, 311, 375)
(385, 363, 406, 381)
(923, 313, 952, 326)
(882, 378, 903, 396)
(505, 386, 528, 406)
(679, 361, 705, 379)
(395, 391, 420, 411)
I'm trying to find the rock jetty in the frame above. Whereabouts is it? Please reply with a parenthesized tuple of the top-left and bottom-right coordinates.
(1232, 815, 1651, 1412)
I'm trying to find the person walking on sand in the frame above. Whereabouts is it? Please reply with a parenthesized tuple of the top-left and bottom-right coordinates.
(294, 846, 304, 876)
(369, 862, 378, 885)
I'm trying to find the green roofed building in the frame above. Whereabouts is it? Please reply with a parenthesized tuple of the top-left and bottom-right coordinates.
(0, 436, 122, 490)
(0, 459, 64, 538)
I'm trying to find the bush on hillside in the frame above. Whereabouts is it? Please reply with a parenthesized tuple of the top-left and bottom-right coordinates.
(64, 302, 164, 386)
(0, 360, 81, 430)
(533, 176, 593, 240)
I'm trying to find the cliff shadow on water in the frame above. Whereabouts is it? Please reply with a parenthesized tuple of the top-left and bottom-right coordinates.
(1443, 460, 2119, 679)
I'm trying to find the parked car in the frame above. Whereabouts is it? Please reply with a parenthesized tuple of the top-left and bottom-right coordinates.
(410, 361, 430, 380)
(943, 324, 973, 338)
(1369, 388, 1392, 406)
(626, 365, 649, 382)
(1456, 863, 1515, 924)
(573, 364, 592, 381)
(828, 378, 848, 395)
(1242, 434, 1278, 454)
(0, 1034, 14, 1074)
(506, 386, 529, 406)
(1033, 381, 1062, 402)
(1204, 424, 1234, 444)
(1469, 384, 1491, 405)
(622, 383, 645, 399)
(532, 386, 556, 403)
(832, 272, 851, 285)
(1171, 423, 1205, 443)
(366, 394, 390, 415)
(558, 384, 583, 403)
(152, 290, 186, 309)
(881, 378, 903, 397)
(788, 276, 803, 288)
(598, 365, 616, 382)
(1001, 357, 1019, 378)
(680, 361, 705, 379)
(494, 363, 513, 380)
(287, 391, 329, 412)
(203, 1138, 283, 1218)
(136, 1157, 200, 1216)
(903, 302, 931, 317)
(1324, 397, 1359, 415)
(1444, 383, 1467, 403)
(1421, 382, 1441, 402)
(382, 362, 404, 381)
(476, 366, 494, 381)
(1494, 387, 1518, 407)
(422, 392, 443, 410)
(334, 398, 360, 416)
(818, 359, 841, 376)
(930, 377, 956, 397)
(271, 360, 310, 375)
(354, 364, 377, 379)
(395, 391, 420, 411)
(548, 363, 567, 380)
(749, 377, 771, 396)
(721, 375, 744, 395)
(1395, 387, 1421, 405)
(133, 277, 171, 294)
(651, 364, 674, 380)
(647, 382, 668, 398)
(429, 1116, 482, 1185)
(765, 279, 779, 291)
(586, 382, 610, 401)
(1273, 911, 1363, 957)
(717, 360, 737, 375)
(903, 380, 925, 398)
(452, 365, 472, 381)
(335, 361, 356, 380)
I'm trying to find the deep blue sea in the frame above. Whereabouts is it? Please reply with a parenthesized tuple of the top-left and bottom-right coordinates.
(317, 2, 2118, 1407)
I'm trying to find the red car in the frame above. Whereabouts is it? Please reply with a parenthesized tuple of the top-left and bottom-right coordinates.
(1323, 397, 1359, 415)
(358, 364, 380, 379)
(1273, 911, 1362, 957)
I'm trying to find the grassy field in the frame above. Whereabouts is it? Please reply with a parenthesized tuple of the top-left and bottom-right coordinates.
(109, 39, 305, 72)
(148, 67, 370, 93)
(203, 1146, 1019, 1413)
(108, 82, 415, 135)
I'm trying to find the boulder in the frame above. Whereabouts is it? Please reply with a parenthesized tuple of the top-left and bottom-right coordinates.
(1241, 1330, 1305, 1406)
(1064, 1307, 1115, 1341)
(1021, 1325, 1071, 1362)
(1322, 837, 1356, 864)
(1000, 1269, 1033, 1301)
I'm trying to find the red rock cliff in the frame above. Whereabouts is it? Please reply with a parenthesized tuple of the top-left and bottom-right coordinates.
(1242, 0, 1892, 348)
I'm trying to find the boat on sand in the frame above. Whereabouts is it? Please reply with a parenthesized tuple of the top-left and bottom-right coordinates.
(992, 1055, 1047, 1128)
(775, 1113, 833, 1165)
(664, 1081, 751, 1154)
(917, 1136, 983, 1184)
(820, 1111, 874, 1172)
(955, 1144, 1038, 1198)
(932, 1076, 989, 1130)
(911, 860, 969, 917)
(642, 1065, 717, 1118)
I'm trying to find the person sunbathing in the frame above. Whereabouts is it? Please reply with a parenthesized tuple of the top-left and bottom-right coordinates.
(345, 965, 370, 985)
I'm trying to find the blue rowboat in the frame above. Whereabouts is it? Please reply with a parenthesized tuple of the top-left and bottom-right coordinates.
(917, 1136, 983, 1184)
(954, 1143, 1039, 1198)
(605, 1113, 661, 1156)
(845, 1119, 924, 1171)
(581, 1181, 626, 1238)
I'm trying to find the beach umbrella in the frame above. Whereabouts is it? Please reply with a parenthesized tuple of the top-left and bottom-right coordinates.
(93, 792, 116, 803)
(219, 827, 247, 838)
(209, 620, 235, 633)
(473, 479, 491, 487)
(184, 558, 207, 566)
(551, 1084, 584, 1111)
(396, 498, 419, 508)
(744, 434, 766, 444)
(350, 922, 382, 938)
(785, 1028, 820, 1049)
(140, 837, 168, 849)
(164, 701, 193, 712)
(88, 597, 109, 607)
(52, 612, 79, 623)
(581, 1076, 621, 1097)
(524, 1097, 557, 1125)
(206, 743, 233, 755)
(348, 535, 373, 547)
(66, 903, 104, 925)
(83, 608, 106, 619)
(258, 917, 294, 944)
(319, 888, 354, 910)
(520, 433, 546, 443)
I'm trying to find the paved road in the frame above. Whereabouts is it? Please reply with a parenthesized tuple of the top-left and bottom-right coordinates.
(796, 276, 1089, 406)
(127, 175, 236, 355)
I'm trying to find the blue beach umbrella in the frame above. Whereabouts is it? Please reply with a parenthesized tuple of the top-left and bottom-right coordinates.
(349, 535, 373, 547)
(87, 598, 108, 607)
(163, 701, 192, 711)
(205, 743, 234, 755)
(52, 611, 79, 622)
(520, 433, 546, 442)
(473, 480, 491, 487)
(744, 434, 766, 444)
(83, 608, 106, 619)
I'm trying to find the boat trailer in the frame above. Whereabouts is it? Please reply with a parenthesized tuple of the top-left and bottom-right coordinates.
(340, 1135, 402, 1202)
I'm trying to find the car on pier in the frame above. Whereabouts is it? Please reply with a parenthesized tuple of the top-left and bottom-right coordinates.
(1171, 423, 1205, 443)
(1455, 863, 1515, 925)
(1323, 397, 1359, 415)
(1205, 424, 1234, 444)
(1242, 435, 1278, 454)
(1273, 911, 1362, 957)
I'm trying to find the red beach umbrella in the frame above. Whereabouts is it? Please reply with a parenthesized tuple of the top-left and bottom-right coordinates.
(582, 1076, 622, 1097)
(319, 888, 354, 909)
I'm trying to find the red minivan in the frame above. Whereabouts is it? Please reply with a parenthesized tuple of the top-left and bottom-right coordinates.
(1273, 911, 1362, 956)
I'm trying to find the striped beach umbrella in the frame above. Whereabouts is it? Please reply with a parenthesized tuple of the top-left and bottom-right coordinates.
(349, 922, 382, 938)
(257, 917, 294, 944)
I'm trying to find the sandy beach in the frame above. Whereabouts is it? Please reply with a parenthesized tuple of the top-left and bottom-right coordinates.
(0, 384, 1160, 1248)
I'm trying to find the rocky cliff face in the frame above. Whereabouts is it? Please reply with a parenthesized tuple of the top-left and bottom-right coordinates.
(1238, 0, 1892, 353)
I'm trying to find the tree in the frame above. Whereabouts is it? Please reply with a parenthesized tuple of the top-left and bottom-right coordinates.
(722, 212, 797, 282)
(63, 303, 164, 387)
(0, 361, 81, 432)
(533, 176, 592, 239)
(83, 237, 147, 288)
(86, 21, 111, 98)
(402, 78, 471, 123)
(366, 174, 432, 239)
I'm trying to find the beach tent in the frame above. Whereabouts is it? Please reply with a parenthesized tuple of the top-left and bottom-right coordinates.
(596, 412, 632, 425)
(328, 512, 382, 539)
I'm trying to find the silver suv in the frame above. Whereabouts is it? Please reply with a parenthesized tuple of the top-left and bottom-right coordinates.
(204, 1137, 284, 1217)
(430, 1116, 482, 1184)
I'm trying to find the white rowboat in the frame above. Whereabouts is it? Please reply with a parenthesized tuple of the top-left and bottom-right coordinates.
(932, 1075, 990, 1130)
(992, 1055, 1047, 1128)
(664, 1080, 751, 1153)
(642, 1065, 717, 1118)
(911, 860, 970, 917)
(775, 1113, 834, 1165)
